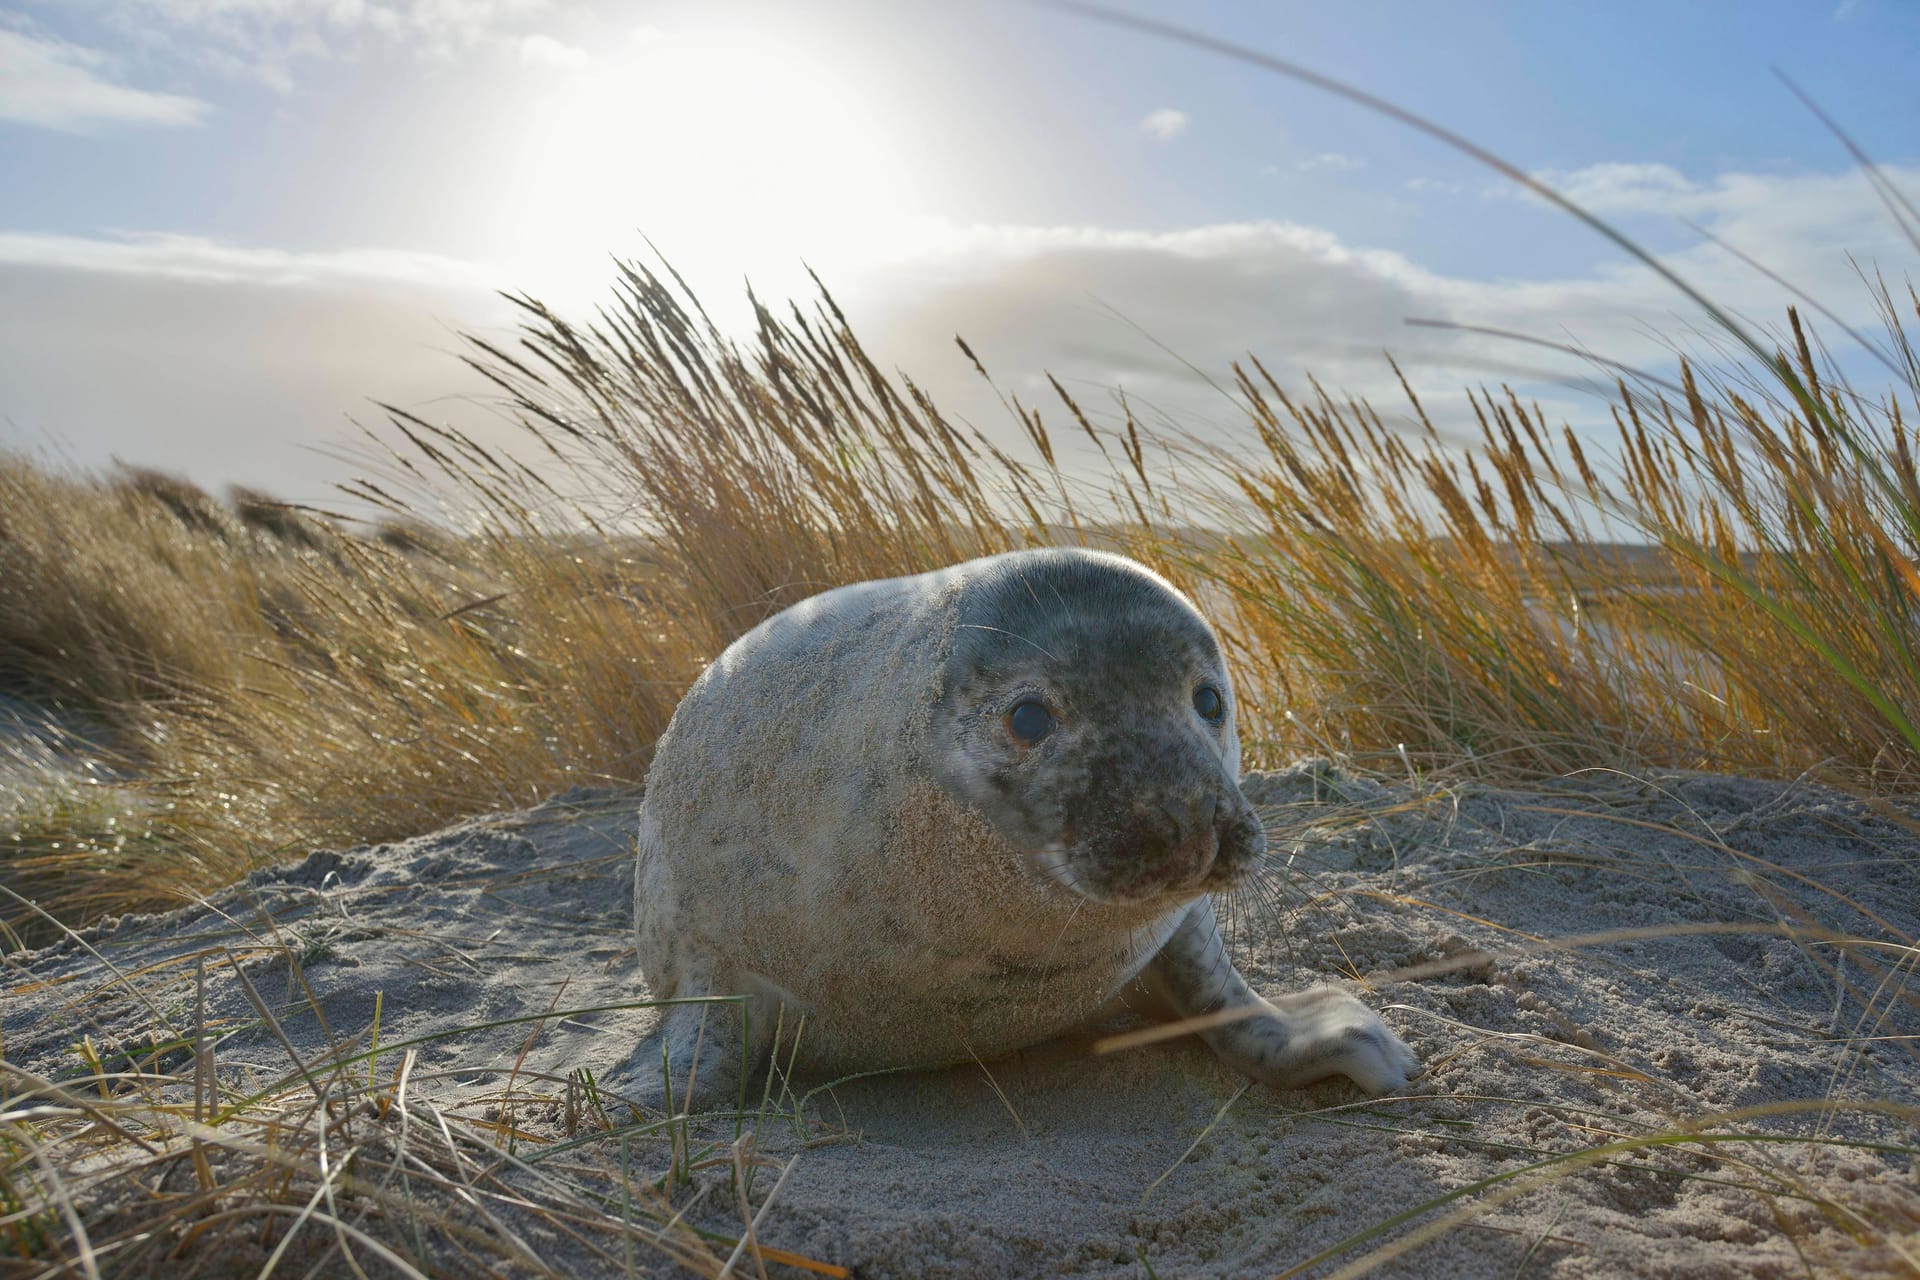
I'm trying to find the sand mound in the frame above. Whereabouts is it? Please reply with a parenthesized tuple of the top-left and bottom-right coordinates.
(5, 764, 1916, 1277)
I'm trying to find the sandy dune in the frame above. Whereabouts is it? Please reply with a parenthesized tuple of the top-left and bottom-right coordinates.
(5, 762, 1915, 1277)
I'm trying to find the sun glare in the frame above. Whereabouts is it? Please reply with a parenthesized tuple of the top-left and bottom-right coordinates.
(489, 25, 926, 309)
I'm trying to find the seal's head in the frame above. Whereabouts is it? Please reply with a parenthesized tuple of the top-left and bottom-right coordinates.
(931, 549, 1267, 905)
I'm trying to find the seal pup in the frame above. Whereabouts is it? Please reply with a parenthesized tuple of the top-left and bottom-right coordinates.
(625, 548, 1417, 1107)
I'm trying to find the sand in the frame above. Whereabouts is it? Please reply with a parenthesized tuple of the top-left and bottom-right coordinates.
(4, 761, 1916, 1277)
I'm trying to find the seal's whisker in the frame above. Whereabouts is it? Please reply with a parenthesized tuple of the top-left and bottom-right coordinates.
(1235, 871, 1300, 961)
(956, 623, 1059, 662)
(1039, 898, 1086, 973)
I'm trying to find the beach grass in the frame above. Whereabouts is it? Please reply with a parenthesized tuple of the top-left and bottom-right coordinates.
(0, 935, 825, 1278)
(5, 259, 1917, 936)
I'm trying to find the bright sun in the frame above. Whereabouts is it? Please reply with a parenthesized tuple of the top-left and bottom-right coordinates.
(490, 25, 926, 308)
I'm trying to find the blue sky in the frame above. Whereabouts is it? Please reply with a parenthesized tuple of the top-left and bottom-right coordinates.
(2, 0, 1916, 503)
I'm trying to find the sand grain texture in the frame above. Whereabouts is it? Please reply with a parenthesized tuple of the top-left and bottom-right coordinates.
(4, 763, 1916, 1277)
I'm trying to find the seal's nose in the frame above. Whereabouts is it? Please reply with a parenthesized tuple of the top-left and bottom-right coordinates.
(1120, 820, 1220, 898)
(1146, 793, 1223, 889)
(1159, 793, 1219, 844)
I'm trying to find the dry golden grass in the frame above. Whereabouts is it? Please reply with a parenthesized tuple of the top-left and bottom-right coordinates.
(1, 454, 684, 939)
(0, 941, 833, 1279)
(1152, 291, 1920, 787)
(4, 259, 1920, 939)
(0, 262, 1054, 941)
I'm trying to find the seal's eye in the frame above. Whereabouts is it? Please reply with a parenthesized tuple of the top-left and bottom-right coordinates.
(1006, 699, 1055, 746)
(1193, 684, 1225, 722)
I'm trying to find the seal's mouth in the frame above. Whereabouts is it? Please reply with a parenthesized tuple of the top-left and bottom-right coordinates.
(1028, 842, 1090, 897)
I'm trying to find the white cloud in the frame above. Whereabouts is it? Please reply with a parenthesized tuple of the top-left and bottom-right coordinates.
(1524, 161, 1700, 214)
(1511, 161, 1911, 286)
(4, 159, 1912, 508)
(847, 161, 1918, 456)
(0, 28, 209, 130)
(1139, 107, 1188, 141)
(517, 32, 587, 68)
(0, 255, 514, 507)
(850, 220, 1460, 438)
(121, 0, 551, 37)
(0, 231, 496, 292)
(1297, 151, 1364, 172)
(90, 0, 586, 89)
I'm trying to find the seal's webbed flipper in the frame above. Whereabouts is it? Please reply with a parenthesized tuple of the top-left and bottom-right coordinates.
(617, 969, 768, 1115)
(1145, 898, 1419, 1096)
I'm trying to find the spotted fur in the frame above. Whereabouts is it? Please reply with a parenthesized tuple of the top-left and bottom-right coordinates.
(622, 548, 1417, 1110)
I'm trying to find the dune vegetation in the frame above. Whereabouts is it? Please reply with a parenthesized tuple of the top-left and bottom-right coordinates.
(4, 258, 1919, 941)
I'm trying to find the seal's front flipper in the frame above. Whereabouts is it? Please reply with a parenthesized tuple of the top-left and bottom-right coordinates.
(1143, 898, 1419, 1096)
(617, 980, 769, 1115)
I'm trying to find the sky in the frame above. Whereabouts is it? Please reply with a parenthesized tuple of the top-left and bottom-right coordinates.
(2, 0, 1917, 507)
